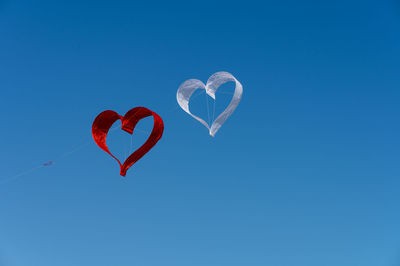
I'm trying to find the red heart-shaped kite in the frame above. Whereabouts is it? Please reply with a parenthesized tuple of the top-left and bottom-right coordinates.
(92, 107, 164, 176)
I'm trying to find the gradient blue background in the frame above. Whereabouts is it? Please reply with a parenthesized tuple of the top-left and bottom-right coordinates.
(1, 0, 400, 265)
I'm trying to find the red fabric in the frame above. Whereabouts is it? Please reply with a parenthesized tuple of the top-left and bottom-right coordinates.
(92, 107, 164, 176)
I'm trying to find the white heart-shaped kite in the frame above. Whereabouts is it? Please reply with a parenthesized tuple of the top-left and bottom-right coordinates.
(176, 71, 243, 137)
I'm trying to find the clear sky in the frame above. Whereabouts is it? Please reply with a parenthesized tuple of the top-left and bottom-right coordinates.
(1, 0, 400, 265)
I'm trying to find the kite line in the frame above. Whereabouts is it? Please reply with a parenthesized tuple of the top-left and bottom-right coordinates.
(1, 85, 234, 184)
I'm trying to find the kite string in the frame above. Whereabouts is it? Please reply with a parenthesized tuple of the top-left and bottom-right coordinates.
(125, 131, 134, 161)
(1, 102, 180, 185)
(0, 165, 44, 185)
(212, 96, 216, 125)
(1, 90, 215, 185)
(205, 92, 211, 127)
(210, 89, 235, 123)
(0, 125, 122, 185)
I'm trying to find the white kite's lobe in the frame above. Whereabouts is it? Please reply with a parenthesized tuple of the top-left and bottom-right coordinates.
(176, 71, 243, 136)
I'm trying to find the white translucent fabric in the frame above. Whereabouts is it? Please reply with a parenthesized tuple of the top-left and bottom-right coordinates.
(176, 71, 243, 136)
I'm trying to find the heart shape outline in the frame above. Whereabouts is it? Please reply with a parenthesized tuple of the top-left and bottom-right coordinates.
(176, 71, 243, 136)
(92, 107, 164, 176)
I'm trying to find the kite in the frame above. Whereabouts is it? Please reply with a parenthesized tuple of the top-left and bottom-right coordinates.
(176, 71, 243, 136)
(92, 107, 164, 176)
(43, 161, 53, 166)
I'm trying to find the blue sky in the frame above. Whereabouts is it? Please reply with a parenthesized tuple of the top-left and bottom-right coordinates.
(1, 0, 400, 265)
